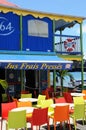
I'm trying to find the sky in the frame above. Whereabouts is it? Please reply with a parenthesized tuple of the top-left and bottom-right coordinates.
(8, 0, 86, 59)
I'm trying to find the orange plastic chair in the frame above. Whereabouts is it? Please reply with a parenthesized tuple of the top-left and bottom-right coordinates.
(1, 101, 17, 130)
(82, 90, 86, 100)
(55, 97, 66, 103)
(17, 101, 32, 107)
(50, 105, 71, 130)
(17, 101, 32, 118)
(27, 107, 50, 130)
(63, 92, 73, 103)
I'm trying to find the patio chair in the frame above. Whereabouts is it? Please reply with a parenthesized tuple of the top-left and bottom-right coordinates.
(6, 110, 27, 130)
(1, 101, 17, 130)
(27, 107, 50, 130)
(82, 89, 86, 100)
(63, 92, 73, 103)
(55, 97, 66, 103)
(17, 101, 32, 107)
(40, 99, 54, 116)
(70, 103, 85, 130)
(21, 90, 29, 94)
(35, 94, 46, 107)
(21, 93, 32, 98)
(73, 96, 84, 104)
(50, 105, 71, 130)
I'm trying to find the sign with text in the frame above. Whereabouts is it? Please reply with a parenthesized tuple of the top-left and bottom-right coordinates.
(0, 62, 72, 70)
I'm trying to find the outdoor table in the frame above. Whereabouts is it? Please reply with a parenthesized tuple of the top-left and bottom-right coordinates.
(71, 93, 85, 97)
(11, 106, 35, 114)
(18, 98, 38, 102)
(51, 103, 74, 110)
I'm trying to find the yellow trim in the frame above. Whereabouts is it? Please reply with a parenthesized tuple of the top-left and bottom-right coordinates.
(0, 5, 85, 23)
(57, 54, 82, 61)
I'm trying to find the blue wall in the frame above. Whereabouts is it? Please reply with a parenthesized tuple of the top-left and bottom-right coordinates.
(0, 12, 20, 50)
(22, 15, 53, 52)
(0, 12, 54, 52)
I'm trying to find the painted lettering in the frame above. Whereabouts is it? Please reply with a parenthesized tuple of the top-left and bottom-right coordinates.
(41, 63, 62, 69)
(0, 17, 14, 36)
(5, 63, 18, 69)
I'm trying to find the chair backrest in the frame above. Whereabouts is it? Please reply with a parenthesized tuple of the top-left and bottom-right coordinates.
(2, 94, 8, 102)
(12, 97, 18, 105)
(73, 96, 84, 104)
(17, 101, 32, 107)
(42, 89, 50, 99)
(21, 93, 32, 98)
(82, 89, 86, 100)
(21, 90, 29, 94)
(8, 110, 27, 129)
(73, 103, 85, 119)
(63, 92, 73, 103)
(41, 99, 54, 113)
(1, 101, 17, 118)
(54, 105, 70, 122)
(37, 94, 46, 106)
(55, 97, 66, 103)
(31, 107, 49, 125)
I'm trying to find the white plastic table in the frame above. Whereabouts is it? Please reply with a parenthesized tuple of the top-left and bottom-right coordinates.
(11, 107, 35, 113)
(71, 93, 85, 97)
(51, 103, 74, 110)
(18, 98, 38, 102)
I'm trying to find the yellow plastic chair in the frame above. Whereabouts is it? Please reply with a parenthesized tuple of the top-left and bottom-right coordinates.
(6, 110, 27, 130)
(21, 93, 32, 98)
(41, 99, 54, 115)
(36, 94, 46, 107)
(70, 103, 85, 130)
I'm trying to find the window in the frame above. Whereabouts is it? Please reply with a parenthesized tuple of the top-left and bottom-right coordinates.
(28, 19, 48, 37)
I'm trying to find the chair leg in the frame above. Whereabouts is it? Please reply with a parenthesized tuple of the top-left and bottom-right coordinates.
(47, 122, 50, 130)
(54, 122, 56, 130)
(1, 119, 2, 130)
(60, 122, 63, 130)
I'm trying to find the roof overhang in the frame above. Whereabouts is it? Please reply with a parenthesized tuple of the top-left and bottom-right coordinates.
(0, 5, 85, 23)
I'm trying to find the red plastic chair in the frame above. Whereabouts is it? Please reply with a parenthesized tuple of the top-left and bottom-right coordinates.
(1, 101, 17, 129)
(55, 97, 66, 103)
(27, 107, 50, 130)
(63, 92, 73, 103)
(21, 90, 29, 94)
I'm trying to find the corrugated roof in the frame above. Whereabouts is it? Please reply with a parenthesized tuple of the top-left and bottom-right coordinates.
(0, 0, 17, 7)
(0, 4, 85, 23)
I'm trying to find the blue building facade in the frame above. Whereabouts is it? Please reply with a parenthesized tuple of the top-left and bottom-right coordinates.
(0, 5, 85, 97)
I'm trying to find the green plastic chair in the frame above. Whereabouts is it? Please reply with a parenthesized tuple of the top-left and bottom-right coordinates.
(21, 93, 32, 98)
(73, 96, 84, 104)
(40, 99, 54, 115)
(2, 94, 8, 102)
(70, 103, 85, 130)
(7, 110, 27, 130)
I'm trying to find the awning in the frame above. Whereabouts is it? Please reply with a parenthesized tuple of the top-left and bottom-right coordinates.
(0, 53, 73, 70)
